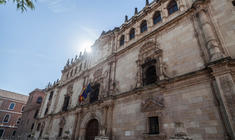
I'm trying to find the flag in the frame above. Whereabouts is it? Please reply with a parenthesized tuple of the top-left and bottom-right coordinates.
(79, 83, 92, 102)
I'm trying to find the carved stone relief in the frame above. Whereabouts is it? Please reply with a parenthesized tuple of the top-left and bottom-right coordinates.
(141, 96, 165, 113)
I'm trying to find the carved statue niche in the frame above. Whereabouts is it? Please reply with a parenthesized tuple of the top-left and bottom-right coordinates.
(141, 96, 165, 112)
(136, 41, 168, 87)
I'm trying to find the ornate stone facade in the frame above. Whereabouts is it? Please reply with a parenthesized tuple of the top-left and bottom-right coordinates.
(32, 0, 235, 140)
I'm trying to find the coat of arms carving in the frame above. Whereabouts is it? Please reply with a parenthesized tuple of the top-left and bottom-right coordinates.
(141, 96, 164, 112)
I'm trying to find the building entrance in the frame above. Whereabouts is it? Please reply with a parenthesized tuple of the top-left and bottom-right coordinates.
(85, 119, 99, 140)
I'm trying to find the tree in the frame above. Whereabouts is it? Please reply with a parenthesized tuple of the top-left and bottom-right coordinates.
(0, 0, 34, 12)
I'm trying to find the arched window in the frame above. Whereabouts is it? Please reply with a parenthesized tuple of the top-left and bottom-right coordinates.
(3, 114, 10, 123)
(36, 96, 43, 104)
(9, 103, 15, 110)
(140, 20, 148, 33)
(120, 35, 125, 46)
(153, 11, 162, 25)
(233, 0, 235, 6)
(90, 84, 100, 103)
(167, 0, 178, 15)
(129, 28, 135, 40)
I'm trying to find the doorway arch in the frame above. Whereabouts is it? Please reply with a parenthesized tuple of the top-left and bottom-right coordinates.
(85, 119, 99, 140)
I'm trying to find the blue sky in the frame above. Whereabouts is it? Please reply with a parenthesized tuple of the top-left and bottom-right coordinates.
(0, 0, 153, 95)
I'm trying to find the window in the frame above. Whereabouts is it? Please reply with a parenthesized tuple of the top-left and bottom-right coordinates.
(144, 65, 157, 85)
(49, 91, 54, 100)
(36, 96, 43, 104)
(167, 0, 178, 15)
(90, 84, 100, 103)
(233, 0, 235, 6)
(140, 20, 148, 33)
(129, 28, 135, 40)
(62, 96, 70, 111)
(31, 123, 35, 130)
(9, 102, 15, 110)
(12, 130, 16, 136)
(149, 117, 160, 134)
(34, 110, 39, 119)
(37, 123, 41, 131)
(3, 114, 10, 123)
(153, 11, 162, 25)
(120, 35, 125, 46)
(0, 129, 4, 138)
(58, 128, 63, 137)
(44, 108, 48, 116)
(39, 129, 43, 137)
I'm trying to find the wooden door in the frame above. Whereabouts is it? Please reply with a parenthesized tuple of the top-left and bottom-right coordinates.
(85, 119, 99, 140)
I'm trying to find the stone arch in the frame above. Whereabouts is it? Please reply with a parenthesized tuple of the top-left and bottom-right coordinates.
(78, 111, 104, 139)
(136, 41, 167, 87)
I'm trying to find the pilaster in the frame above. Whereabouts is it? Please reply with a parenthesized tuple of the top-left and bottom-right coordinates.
(209, 59, 235, 140)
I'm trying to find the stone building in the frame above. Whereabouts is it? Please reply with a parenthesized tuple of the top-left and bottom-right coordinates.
(33, 0, 235, 140)
(0, 89, 28, 139)
(16, 89, 45, 139)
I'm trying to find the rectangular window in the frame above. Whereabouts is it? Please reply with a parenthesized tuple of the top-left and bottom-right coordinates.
(12, 130, 16, 136)
(58, 128, 63, 137)
(62, 96, 70, 111)
(0, 129, 4, 137)
(49, 91, 54, 100)
(149, 117, 160, 134)
(3, 114, 10, 123)
(9, 103, 15, 110)
(31, 123, 35, 130)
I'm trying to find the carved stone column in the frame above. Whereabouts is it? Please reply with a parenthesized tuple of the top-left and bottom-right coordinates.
(209, 60, 235, 140)
(197, 9, 225, 62)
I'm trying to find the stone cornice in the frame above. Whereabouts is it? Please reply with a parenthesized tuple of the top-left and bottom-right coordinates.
(38, 67, 211, 120)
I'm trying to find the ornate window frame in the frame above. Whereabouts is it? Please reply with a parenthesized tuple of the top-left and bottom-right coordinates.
(141, 96, 166, 140)
(136, 41, 166, 87)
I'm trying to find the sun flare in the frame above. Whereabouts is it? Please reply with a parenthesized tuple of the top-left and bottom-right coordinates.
(80, 40, 93, 53)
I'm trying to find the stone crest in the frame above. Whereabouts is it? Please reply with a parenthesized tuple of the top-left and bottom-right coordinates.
(94, 68, 103, 80)
(141, 96, 164, 112)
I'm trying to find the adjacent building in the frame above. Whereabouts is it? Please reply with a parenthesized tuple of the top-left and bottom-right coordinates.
(0, 89, 28, 139)
(33, 0, 235, 140)
(16, 89, 45, 139)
